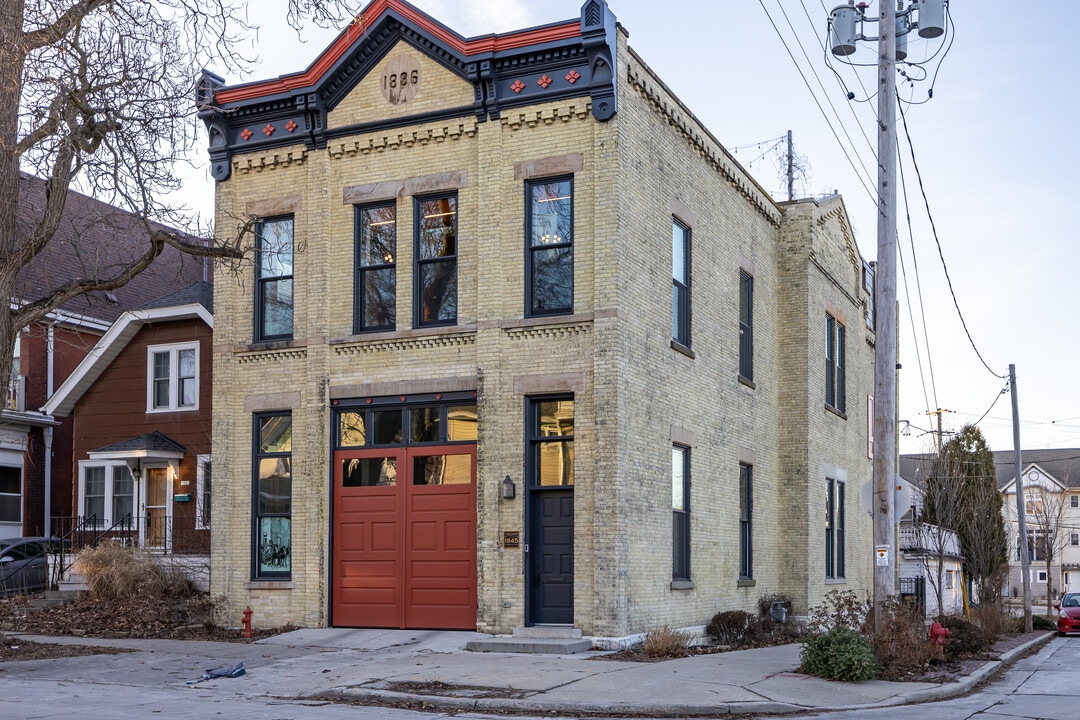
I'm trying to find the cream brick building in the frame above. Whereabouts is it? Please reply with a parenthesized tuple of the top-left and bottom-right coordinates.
(198, 0, 878, 637)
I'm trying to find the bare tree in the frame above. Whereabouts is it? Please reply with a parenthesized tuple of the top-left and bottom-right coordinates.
(1, 0, 355, 395)
(941, 426, 1008, 609)
(917, 449, 966, 619)
(1025, 484, 1070, 616)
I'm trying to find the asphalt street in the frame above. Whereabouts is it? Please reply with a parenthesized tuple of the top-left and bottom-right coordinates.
(0, 632, 1073, 719)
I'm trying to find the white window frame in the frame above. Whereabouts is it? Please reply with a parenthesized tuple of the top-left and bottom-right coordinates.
(196, 454, 212, 530)
(78, 461, 136, 528)
(1035, 569, 1048, 584)
(0, 452, 23, 530)
(146, 342, 199, 412)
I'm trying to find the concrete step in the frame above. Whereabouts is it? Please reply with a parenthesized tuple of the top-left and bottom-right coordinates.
(466, 636, 593, 654)
(58, 577, 89, 593)
(512, 625, 583, 639)
(27, 597, 65, 609)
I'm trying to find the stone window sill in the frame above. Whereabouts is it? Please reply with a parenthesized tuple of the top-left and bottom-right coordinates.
(670, 340, 695, 359)
(245, 580, 295, 590)
(670, 579, 696, 591)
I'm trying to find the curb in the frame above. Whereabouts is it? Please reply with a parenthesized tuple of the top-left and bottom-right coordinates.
(328, 632, 1057, 717)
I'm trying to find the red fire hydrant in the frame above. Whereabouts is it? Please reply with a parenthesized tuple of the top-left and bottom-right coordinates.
(242, 606, 253, 639)
(929, 621, 950, 660)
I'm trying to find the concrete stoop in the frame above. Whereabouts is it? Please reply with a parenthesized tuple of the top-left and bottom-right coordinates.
(467, 625, 592, 654)
(19, 589, 82, 615)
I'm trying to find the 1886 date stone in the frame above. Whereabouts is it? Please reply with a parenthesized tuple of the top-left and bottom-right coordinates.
(381, 55, 422, 105)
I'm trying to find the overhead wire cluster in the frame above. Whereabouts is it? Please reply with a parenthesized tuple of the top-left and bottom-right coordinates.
(757, 0, 1017, 447)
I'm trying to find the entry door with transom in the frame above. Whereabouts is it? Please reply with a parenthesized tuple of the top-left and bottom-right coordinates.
(526, 397, 575, 626)
(143, 467, 171, 550)
(331, 396, 477, 630)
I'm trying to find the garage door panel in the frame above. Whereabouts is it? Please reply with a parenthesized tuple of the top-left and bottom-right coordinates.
(333, 445, 476, 630)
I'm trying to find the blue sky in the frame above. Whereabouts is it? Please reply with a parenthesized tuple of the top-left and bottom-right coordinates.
(194, 1, 1077, 454)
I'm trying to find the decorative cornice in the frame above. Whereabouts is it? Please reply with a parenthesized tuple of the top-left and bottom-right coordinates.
(333, 331, 476, 354)
(626, 54, 781, 226)
(328, 120, 478, 158)
(499, 104, 591, 131)
(236, 348, 308, 364)
(232, 149, 309, 177)
(197, 0, 618, 181)
(505, 322, 592, 341)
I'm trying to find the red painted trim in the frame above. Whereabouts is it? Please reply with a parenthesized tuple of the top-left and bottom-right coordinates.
(215, 0, 581, 105)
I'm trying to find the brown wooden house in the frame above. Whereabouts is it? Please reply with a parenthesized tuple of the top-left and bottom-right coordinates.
(43, 283, 213, 570)
(3, 172, 206, 541)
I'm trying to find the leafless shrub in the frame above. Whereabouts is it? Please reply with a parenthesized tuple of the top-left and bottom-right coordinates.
(73, 543, 193, 602)
(641, 625, 690, 658)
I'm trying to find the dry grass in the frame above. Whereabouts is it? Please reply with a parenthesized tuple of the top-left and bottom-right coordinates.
(73, 543, 194, 602)
(642, 625, 691, 658)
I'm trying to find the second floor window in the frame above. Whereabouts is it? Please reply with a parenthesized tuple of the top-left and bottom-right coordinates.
(739, 271, 753, 381)
(825, 314, 846, 413)
(415, 194, 457, 326)
(355, 203, 397, 332)
(255, 216, 294, 341)
(147, 343, 198, 412)
(526, 178, 574, 316)
(672, 219, 690, 346)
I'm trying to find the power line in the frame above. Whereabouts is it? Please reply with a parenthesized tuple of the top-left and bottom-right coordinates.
(757, 0, 877, 204)
(896, 98, 1007, 380)
(897, 137, 937, 413)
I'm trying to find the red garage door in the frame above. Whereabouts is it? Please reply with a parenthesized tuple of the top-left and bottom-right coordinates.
(332, 446, 476, 629)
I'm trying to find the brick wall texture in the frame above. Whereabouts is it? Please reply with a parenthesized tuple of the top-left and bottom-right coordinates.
(210, 27, 877, 636)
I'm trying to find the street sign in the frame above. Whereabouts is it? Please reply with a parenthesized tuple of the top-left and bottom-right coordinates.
(861, 475, 914, 519)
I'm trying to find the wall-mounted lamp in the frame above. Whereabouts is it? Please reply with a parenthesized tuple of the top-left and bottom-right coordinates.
(125, 458, 143, 482)
(502, 475, 516, 500)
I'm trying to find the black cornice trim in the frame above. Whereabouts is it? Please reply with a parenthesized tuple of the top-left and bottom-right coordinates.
(199, 0, 619, 182)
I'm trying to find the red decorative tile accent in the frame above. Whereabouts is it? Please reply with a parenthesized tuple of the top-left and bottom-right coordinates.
(240, 128, 253, 141)
(510, 79, 526, 93)
(537, 74, 553, 89)
(262, 123, 276, 137)
(285, 119, 298, 133)
(565, 69, 580, 84)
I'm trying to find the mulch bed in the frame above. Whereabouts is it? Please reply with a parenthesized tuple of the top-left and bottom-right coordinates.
(0, 592, 294, 663)
(592, 629, 1049, 684)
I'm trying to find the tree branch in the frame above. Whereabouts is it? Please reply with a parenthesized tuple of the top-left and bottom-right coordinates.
(22, 0, 109, 53)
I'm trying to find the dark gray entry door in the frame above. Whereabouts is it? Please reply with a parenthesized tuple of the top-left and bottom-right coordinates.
(529, 489, 573, 624)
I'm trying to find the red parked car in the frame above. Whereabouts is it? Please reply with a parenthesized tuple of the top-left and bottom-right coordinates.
(1057, 593, 1080, 635)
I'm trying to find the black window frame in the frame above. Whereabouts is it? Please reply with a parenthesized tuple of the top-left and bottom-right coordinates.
(739, 270, 753, 382)
(254, 216, 295, 342)
(825, 477, 846, 579)
(672, 444, 691, 581)
(825, 314, 846, 413)
(526, 396, 575, 488)
(672, 218, 691, 348)
(525, 176, 575, 317)
(252, 411, 292, 580)
(413, 193, 458, 328)
(354, 201, 398, 333)
(739, 462, 753, 579)
(333, 391, 479, 449)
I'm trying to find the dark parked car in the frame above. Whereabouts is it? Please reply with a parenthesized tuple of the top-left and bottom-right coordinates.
(0, 537, 52, 596)
(1056, 593, 1080, 636)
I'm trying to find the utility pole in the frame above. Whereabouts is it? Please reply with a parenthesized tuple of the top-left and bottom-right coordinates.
(925, 408, 951, 455)
(829, 0, 946, 634)
(870, 0, 898, 634)
(786, 130, 794, 201)
(1010, 364, 1032, 632)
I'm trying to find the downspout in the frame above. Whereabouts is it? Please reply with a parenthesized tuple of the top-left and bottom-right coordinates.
(44, 323, 55, 535)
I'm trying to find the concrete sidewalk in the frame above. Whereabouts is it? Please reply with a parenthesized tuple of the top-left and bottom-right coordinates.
(4, 628, 1055, 717)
